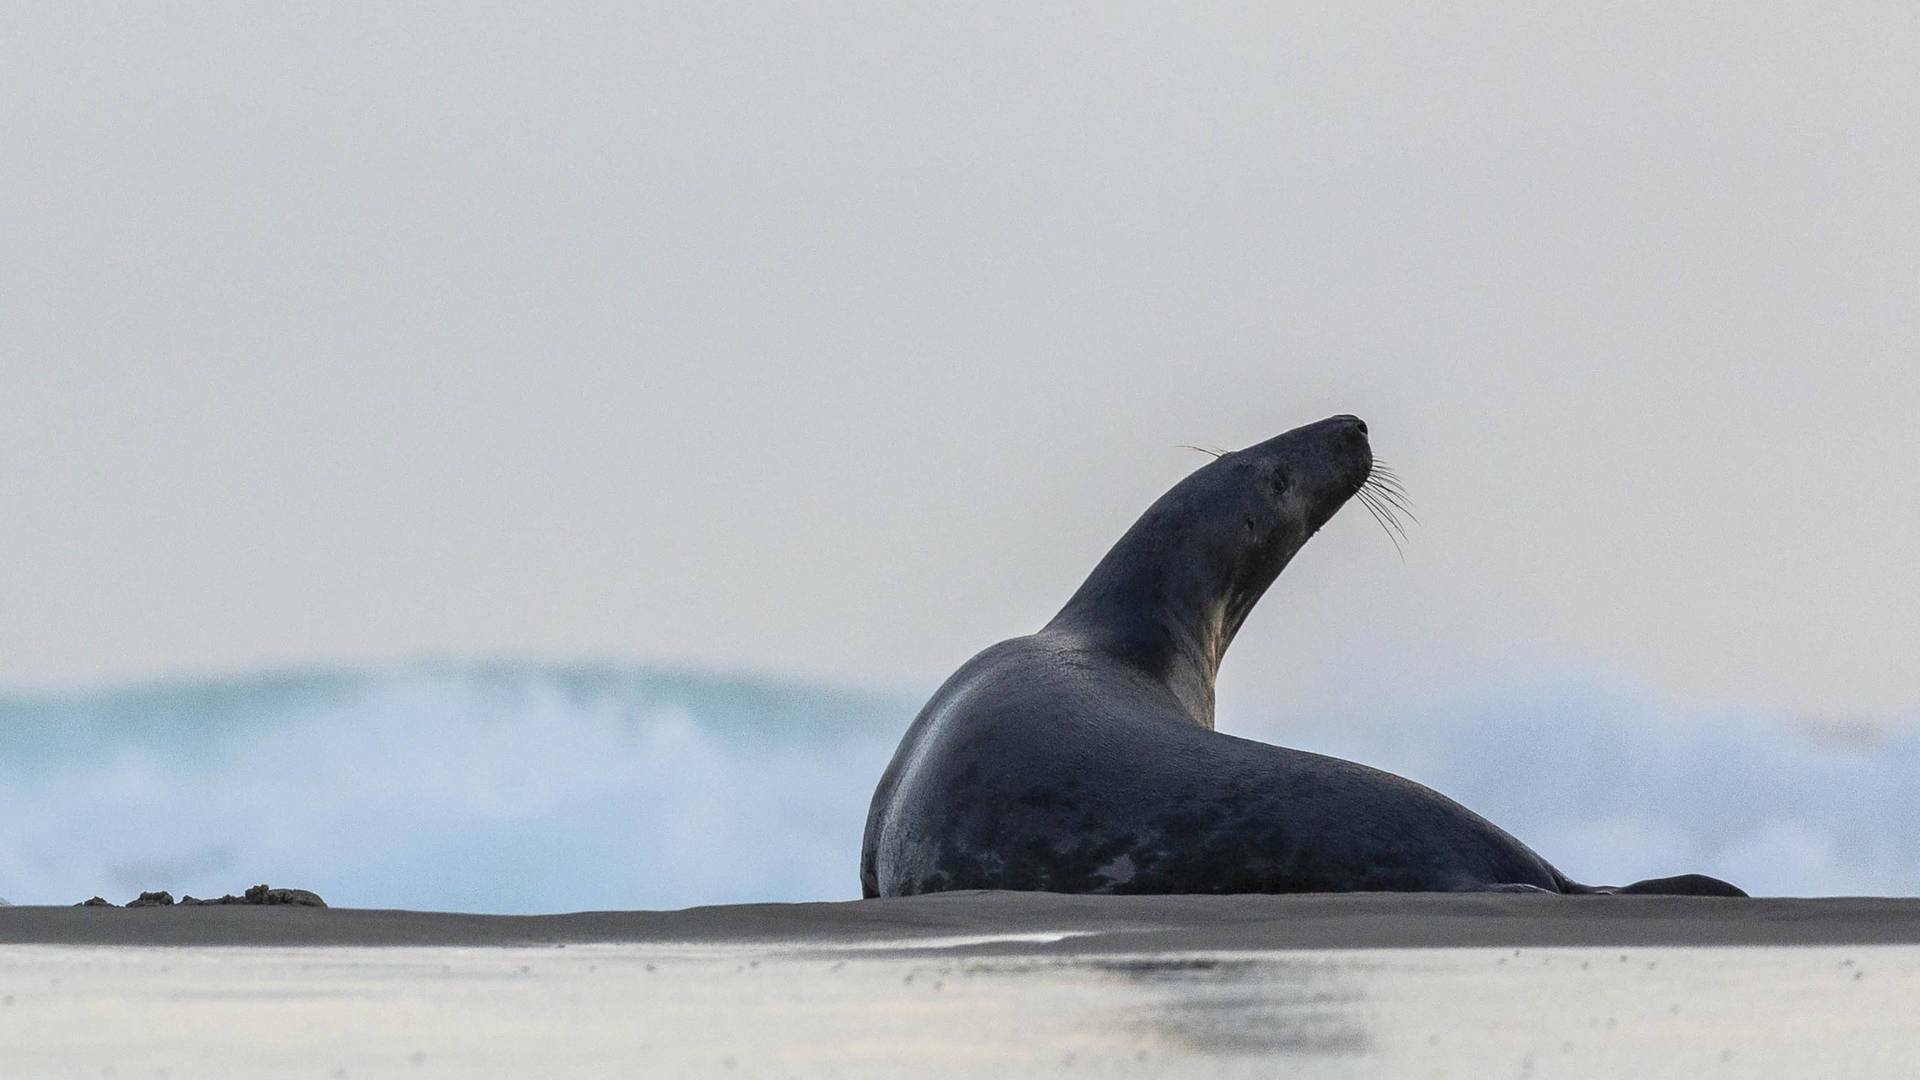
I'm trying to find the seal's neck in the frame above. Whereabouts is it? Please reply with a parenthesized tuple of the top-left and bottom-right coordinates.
(1043, 500, 1288, 730)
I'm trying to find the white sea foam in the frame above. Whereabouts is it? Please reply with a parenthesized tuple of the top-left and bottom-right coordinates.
(0, 662, 1912, 909)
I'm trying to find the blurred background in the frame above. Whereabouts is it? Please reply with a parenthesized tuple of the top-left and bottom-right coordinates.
(3, 4, 1914, 908)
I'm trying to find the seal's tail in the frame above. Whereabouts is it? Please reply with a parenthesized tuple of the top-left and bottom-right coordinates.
(1559, 872, 1748, 897)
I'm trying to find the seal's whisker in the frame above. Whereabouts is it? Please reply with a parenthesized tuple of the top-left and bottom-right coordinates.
(1365, 467, 1409, 497)
(1353, 488, 1406, 560)
(1177, 444, 1227, 459)
(1372, 498, 1410, 541)
(1364, 473, 1409, 499)
(1364, 487, 1411, 541)
(1359, 490, 1405, 534)
(1362, 466, 1414, 505)
(1371, 476, 1410, 499)
(1362, 479, 1419, 524)
(1356, 486, 1409, 542)
(1366, 476, 1410, 502)
(1370, 494, 1419, 527)
(1355, 488, 1389, 530)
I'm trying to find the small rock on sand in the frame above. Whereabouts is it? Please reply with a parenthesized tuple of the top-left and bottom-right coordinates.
(181, 884, 327, 908)
(76, 885, 327, 909)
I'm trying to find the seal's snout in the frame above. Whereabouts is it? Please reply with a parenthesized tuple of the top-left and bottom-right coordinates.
(1322, 413, 1371, 467)
(1329, 415, 1370, 457)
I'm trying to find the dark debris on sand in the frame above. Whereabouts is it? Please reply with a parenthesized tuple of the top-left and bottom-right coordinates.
(76, 884, 326, 909)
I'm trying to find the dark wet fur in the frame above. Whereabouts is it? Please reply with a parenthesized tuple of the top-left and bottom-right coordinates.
(861, 416, 1745, 900)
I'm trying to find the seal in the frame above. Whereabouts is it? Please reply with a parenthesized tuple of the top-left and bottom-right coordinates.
(860, 415, 1745, 898)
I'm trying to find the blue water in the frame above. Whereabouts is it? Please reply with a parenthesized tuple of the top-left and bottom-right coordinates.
(1, 661, 1912, 909)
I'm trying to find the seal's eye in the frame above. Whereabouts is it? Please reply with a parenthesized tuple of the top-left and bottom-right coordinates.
(1271, 470, 1292, 496)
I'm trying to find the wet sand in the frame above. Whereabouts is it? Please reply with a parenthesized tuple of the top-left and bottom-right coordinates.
(3, 893, 1918, 1077)
(8, 891, 1920, 950)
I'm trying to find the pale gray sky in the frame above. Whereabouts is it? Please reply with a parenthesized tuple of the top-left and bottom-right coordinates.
(3, 4, 1915, 719)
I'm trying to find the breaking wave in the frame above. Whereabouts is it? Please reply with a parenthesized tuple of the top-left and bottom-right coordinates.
(0, 661, 1911, 910)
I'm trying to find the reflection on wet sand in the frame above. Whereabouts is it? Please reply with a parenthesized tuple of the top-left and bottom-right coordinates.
(1096, 957, 1370, 1058)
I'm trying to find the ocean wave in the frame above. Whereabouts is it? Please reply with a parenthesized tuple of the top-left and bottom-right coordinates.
(1, 661, 1910, 909)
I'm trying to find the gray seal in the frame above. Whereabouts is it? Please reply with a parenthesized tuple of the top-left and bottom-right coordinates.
(861, 415, 1744, 898)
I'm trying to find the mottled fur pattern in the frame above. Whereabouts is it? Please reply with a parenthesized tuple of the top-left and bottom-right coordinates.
(862, 416, 1744, 900)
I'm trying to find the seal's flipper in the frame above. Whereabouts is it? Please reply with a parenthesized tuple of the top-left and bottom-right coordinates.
(1611, 873, 1748, 897)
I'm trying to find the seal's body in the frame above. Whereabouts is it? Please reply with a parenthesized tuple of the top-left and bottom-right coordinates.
(861, 416, 1743, 898)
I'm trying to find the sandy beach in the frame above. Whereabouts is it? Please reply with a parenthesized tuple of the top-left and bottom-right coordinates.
(4, 892, 1919, 1077)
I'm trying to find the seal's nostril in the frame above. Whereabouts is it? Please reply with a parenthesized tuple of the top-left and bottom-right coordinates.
(1353, 419, 1368, 436)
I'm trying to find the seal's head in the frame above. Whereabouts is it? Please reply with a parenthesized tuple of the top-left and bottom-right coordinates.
(1051, 415, 1393, 724)
(1218, 412, 1377, 547)
(1168, 414, 1380, 636)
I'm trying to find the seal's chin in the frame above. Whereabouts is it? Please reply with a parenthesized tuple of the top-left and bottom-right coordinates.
(1302, 488, 1358, 536)
(1301, 468, 1375, 534)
